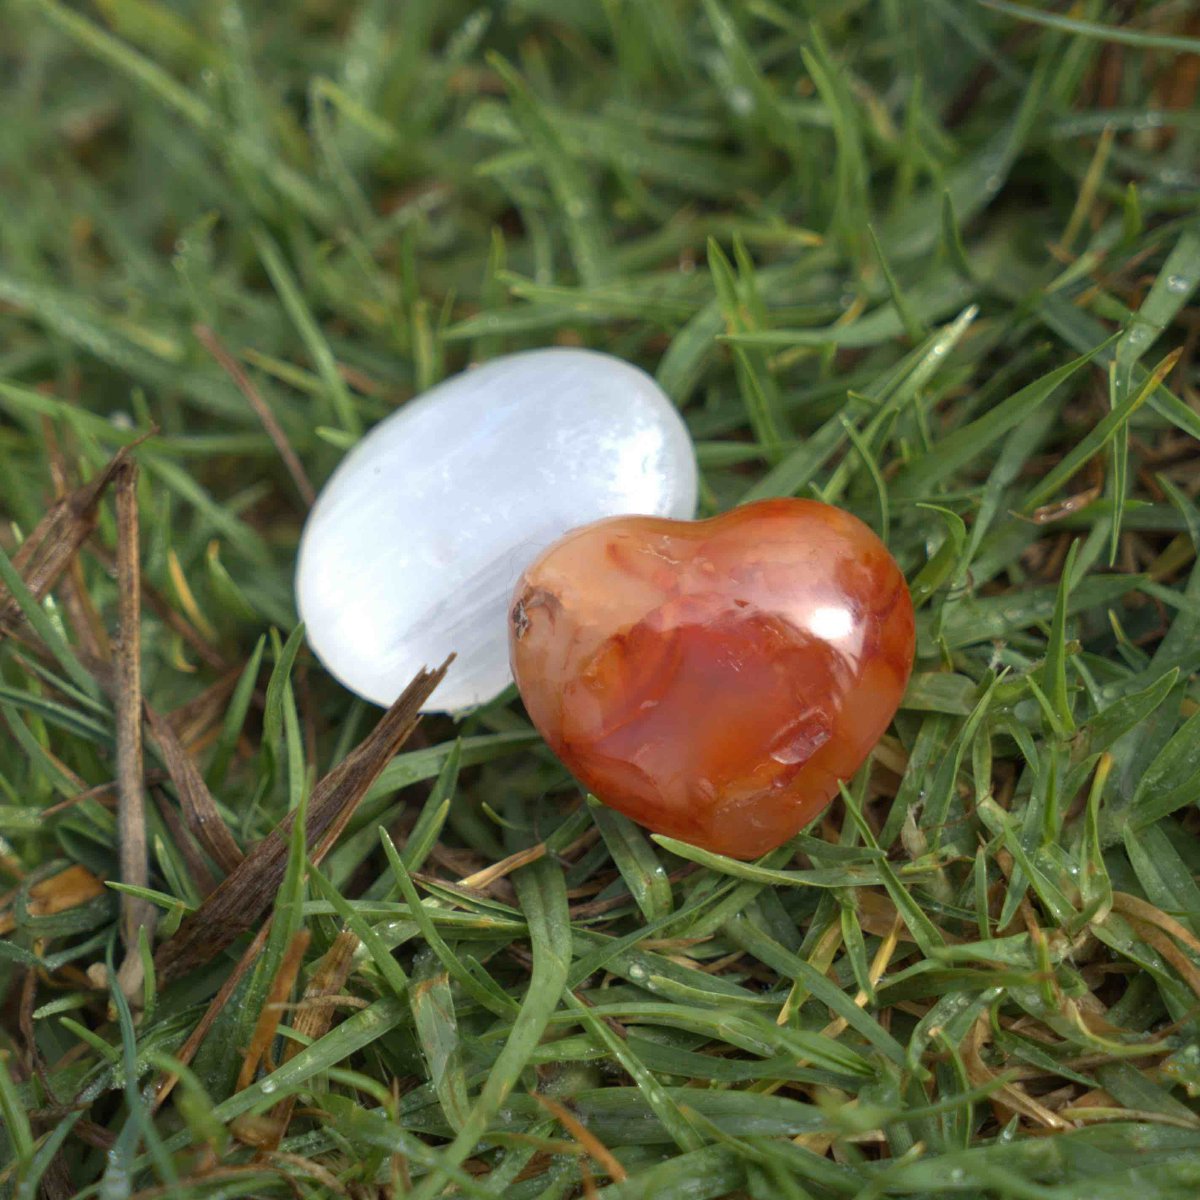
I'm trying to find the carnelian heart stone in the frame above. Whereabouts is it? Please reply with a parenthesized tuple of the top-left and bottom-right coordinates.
(508, 498, 915, 859)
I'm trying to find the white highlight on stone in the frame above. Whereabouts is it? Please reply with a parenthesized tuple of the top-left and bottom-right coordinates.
(807, 606, 854, 643)
(296, 348, 698, 711)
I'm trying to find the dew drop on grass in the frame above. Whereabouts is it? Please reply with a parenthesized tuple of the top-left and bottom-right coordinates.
(1166, 274, 1191, 294)
(729, 87, 754, 115)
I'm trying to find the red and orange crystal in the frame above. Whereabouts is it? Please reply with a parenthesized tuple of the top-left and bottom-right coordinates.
(509, 499, 915, 859)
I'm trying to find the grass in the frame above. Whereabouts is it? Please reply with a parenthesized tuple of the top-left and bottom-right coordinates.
(2, 1, 1200, 1197)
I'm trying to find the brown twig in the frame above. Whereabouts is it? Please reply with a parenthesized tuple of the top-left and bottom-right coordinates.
(113, 462, 155, 1003)
(195, 324, 317, 508)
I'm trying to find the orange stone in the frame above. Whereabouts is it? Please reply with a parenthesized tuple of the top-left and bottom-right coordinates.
(508, 499, 915, 859)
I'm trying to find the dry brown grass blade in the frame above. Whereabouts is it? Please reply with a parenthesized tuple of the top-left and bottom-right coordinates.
(144, 701, 245, 874)
(0, 865, 105, 936)
(1111, 891, 1200, 956)
(260, 1152, 350, 1197)
(152, 920, 273, 1111)
(262, 928, 360, 1149)
(456, 843, 546, 891)
(194, 324, 317, 508)
(0, 442, 136, 636)
(234, 928, 311, 1094)
(1122, 914, 1200, 1001)
(532, 1093, 628, 1183)
(151, 789, 218, 898)
(113, 461, 155, 1003)
(42, 417, 112, 665)
(964, 1015, 1071, 1131)
(158, 669, 241, 748)
(154, 659, 449, 983)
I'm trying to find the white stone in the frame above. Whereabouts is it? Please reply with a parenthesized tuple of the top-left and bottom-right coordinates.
(296, 348, 698, 711)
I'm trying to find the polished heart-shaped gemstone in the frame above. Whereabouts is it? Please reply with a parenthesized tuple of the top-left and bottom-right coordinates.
(509, 499, 915, 859)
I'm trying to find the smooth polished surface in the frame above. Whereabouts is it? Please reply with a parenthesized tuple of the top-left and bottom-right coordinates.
(509, 499, 915, 858)
(297, 349, 698, 710)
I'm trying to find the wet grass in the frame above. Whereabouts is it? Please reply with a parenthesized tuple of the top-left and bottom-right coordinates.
(2, 2, 1200, 1197)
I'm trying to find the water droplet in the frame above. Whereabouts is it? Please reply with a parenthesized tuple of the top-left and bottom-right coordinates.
(628, 962, 648, 982)
(728, 87, 754, 116)
(260, 1078, 277, 1094)
(1166, 274, 1190, 294)
(949, 1167, 965, 1183)
(110, 411, 135, 431)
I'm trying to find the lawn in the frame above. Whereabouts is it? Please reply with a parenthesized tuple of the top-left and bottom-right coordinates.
(3, 2, 1200, 1198)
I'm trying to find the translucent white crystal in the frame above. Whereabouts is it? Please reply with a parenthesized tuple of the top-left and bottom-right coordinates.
(296, 348, 698, 711)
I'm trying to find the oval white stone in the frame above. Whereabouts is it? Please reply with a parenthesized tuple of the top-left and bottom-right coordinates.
(296, 348, 698, 711)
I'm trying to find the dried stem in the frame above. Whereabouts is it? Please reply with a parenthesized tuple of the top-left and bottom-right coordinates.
(113, 461, 155, 1002)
